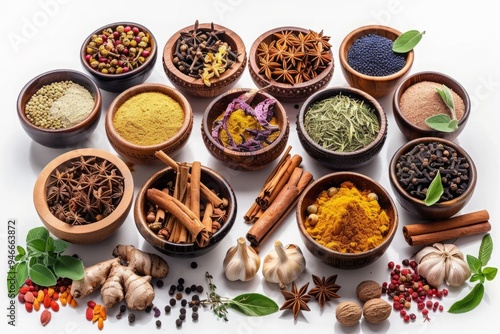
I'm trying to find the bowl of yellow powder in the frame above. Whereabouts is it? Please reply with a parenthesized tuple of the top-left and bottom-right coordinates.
(296, 171, 399, 269)
(201, 88, 289, 171)
(105, 83, 193, 165)
(17, 69, 102, 148)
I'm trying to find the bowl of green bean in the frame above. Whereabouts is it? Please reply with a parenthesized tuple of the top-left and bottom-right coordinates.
(296, 86, 387, 170)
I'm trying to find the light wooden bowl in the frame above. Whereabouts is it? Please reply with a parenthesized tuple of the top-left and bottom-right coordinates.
(339, 25, 414, 98)
(162, 22, 247, 98)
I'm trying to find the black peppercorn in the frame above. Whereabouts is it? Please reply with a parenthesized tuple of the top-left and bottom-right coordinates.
(155, 320, 161, 328)
(181, 299, 187, 307)
(196, 285, 204, 293)
(128, 313, 136, 323)
(191, 261, 198, 269)
(176, 318, 182, 327)
(156, 280, 164, 288)
(185, 287, 191, 294)
(169, 298, 176, 306)
(178, 278, 185, 285)
(164, 305, 171, 314)
(180, 307, 186, 315)
(179, 313, 186, 321)
(192, 312, 199, 321)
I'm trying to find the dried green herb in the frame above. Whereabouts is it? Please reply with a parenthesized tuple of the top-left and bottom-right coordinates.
(424, 170, 444, 206)
(425, 84, 459, 132)
(392, 30, 425, 53)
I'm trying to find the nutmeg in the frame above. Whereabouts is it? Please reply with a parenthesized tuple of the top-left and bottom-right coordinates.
(362, 298, 392, 324)
(335, 301, 362, 327)
(356, 280, 382, 302)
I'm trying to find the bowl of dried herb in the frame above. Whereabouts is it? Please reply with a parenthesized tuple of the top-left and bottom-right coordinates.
(162, 20, 247, 98)
(389, 137, 477, 220)
(296, 86, 387, 170)
(33, 148, 134, 244)
(201, 87, 290, 171)
(248, 26, 334, 103)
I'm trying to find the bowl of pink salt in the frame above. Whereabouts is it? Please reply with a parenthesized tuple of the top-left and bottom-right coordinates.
(393, 71, 471, 141)
(105, 83, 193, 165)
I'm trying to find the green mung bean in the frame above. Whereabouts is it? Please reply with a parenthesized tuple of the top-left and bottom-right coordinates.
(304, 94, 380, 152)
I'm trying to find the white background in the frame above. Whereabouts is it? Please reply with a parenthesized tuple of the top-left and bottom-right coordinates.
(1, 0, 499, 333)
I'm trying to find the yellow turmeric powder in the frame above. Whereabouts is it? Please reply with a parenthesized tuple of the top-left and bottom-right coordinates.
(305, 181, 390, 253)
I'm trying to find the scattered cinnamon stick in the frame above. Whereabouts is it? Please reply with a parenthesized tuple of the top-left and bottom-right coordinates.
(403, 210, 491, 246)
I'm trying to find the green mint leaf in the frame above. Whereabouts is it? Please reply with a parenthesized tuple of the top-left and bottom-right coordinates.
(425, 114, 459, 132)
(448, 283, 484, 314)
(27, 238, 47, 253)
(26, 227, 49, 243)
(45, 236, 55, 253)
(436, 85, 456, 112)
(470, 273, 482, 283)
(479, 234, 493, 266)
(28, 263, 57, 287)
(54, 255, 84, 280)
(424, 170, 443, 206)
(17, 245, 26, 256)
(44, 253, 57, 267)
(228, 293, 279, 317)
(392, 30, 425, 53)
(483, 267, 498, 281)
(53, 239, 68, 253)
(467, 254, 483, 274)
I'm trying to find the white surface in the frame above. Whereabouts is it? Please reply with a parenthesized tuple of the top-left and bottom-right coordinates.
(1, 0, 499, 333)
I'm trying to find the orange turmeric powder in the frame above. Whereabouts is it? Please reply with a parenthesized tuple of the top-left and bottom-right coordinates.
(305, 181, 390, 253)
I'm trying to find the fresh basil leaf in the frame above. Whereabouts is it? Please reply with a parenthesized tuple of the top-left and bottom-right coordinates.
(28, 264, 57, 287)
(467, 254, 483, 274)
(470, 273, 482, 283)
(483, 267, 498, 281)
(424, 171, 443, 206)
(17, 245, 26, 256)
(54, 255, 85, 280)
(479, 234, 493, 266)
(425, 114, 458, 132)
(392, 30, 425, 53)
(228, 293, 279, 317)
(27, 238, 47, 252)
(53, 239, 69, 254)
(448, 283, 484, 314)
(26, 227, 49, 243)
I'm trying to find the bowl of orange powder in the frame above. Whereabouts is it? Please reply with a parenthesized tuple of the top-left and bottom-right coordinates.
(296, 171, 399, 269)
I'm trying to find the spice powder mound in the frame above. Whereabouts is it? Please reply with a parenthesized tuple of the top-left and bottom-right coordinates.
(305, 181, 390, 253)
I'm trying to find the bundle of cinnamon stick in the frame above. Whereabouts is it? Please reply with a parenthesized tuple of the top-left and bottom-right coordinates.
(245, 146, 313, 248)
(403, 210, 491, 246)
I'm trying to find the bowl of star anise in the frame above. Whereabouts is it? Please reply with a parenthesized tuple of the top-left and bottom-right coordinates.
(248, 26, 334, 103)
(33, 148, 134, 244)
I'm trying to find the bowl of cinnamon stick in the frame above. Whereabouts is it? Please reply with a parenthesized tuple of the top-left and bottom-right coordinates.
(134, 152, 236, 258)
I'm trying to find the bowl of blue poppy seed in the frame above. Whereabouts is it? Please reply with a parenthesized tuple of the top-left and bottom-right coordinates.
(339, 25, 414, 98)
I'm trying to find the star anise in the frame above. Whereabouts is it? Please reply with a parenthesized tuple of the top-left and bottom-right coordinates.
(307, 274, 341, 308)
(280, 282, 311, 320)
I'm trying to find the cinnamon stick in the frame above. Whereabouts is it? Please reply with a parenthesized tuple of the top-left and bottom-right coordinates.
(405, 222, 491, 246)
(190, 161, 201, 219)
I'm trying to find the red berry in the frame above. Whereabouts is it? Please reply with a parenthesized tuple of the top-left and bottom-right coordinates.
(400, 309, 407, 316)
(439, 305, 444, 312)
(124, 26, 131, 33)
(442, 289, 449, 296)
(426, 301, 433, 308)
(422, 309, 429, 315)
(388, 261, 395, 269)
(403, 315, 410, 322)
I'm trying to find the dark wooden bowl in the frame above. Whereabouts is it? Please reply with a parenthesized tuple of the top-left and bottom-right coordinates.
(201, 88, 289, 171)
(105, 83, 193, 165)
(17, 69, 102, 148)
(80, 22, 157, 93)
(134, 165, 237, 258)
(339, 25, 414, 98)
(389, 137, 477, 220)
(296, 87, 387, 170)
(393, 71, 471, 141)
(248, 27, 334, 103)
(296, 172, 398, 269)
(33, 148, 134, 244)
(162, 22, 247, 98)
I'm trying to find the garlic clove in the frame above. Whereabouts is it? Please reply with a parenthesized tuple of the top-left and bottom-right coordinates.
(223, 237, 260, 282)
(415, 245, 441, 263)
(417, 255, 446, 287)
(445, 256, 471, 287)
(262, 240, 306, 289)
(443, 243, 465, 259)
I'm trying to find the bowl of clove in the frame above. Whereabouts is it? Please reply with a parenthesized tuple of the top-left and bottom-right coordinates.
(162, 20, 247, 98)
(33, 148, 134, 244)
(389, 137, 477, 220)
(134, 160, 237, 258)
(201, 87, 290, 171)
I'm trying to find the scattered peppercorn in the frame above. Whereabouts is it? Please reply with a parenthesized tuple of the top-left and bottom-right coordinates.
(156, 280, 164, 288)
(178, 278, 185, 285)
(185, 287, 191, 294)
(179, 313, 186, 321)
(190, 261, 198, 269)
(169, 298, 176, 306)
(181, 299, 187, 307)
(180, 307, 186, 315)
(196, 285, 204, 293)
(128, 313, 135, 324)
(168, 288, 175, 296)
(145, 305, 152, 313)
(155, 320, 161, 328)
(175, 292, 183, 300)
(192, 312, 199, 321)
(164, 305, 171, 314)
(176, 318, 182, 327)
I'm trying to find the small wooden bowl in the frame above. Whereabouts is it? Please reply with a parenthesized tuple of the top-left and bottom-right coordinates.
(339, 25, 414, 98)
(201, 88, 289, 171)
(17, 69, 102, 148)
(162, 22, 247, 98)
(296, 87, 387, 170)
(393, 71, 471, 141)
(389, 137, 477, 220)
(248, 27, 334, 103)
(134, 165, 237, 258)
(80, 22, 157, 93)
(105, 83, 193, 165)
(296, 172, 398, 269)
(33, 148, 134, 244)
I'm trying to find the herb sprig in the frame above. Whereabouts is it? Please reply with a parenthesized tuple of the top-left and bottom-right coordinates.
(448, 234, 497, 313)
(392, 30, 425, 53)
(425, 84, 459, 132)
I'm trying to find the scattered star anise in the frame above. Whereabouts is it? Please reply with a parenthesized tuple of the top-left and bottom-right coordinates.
(280, 282, 311, 320)
(307, 274, 341, 308)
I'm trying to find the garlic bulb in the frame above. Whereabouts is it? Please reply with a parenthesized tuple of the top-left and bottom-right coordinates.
(262, 240, 306, 289)
(415, 243, 471, 287)
(223, 237, 261, 281)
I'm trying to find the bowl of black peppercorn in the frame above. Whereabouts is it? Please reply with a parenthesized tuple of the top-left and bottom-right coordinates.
(389, 137, 477, 220)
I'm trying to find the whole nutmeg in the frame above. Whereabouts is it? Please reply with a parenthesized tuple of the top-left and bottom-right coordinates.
(335, 301, 362, 327)
(362, 298, 392, 324)
(356, 280, 382, 302)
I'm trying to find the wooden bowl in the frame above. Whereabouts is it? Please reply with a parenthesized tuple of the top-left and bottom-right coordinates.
(248, 27, 334, 103)
(162, 22, 247, 98)
(33, 148, 134, 244)
(296, 86, 387, 170)
(339, 25, 414, 98)
(80, 22, 157, 93)
(389, 137, 477, 220)
(105, 83, 193, 165)
(201, 88, 289, 171)
(393, 71, 471, 141)
(296, 172, 398, 269)
(17, 69, 102, 148)
(134, 165, 237, 258)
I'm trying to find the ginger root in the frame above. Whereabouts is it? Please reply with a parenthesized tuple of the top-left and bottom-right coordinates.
(71, 258, 120, 298)
(112, 245, 169, 278)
